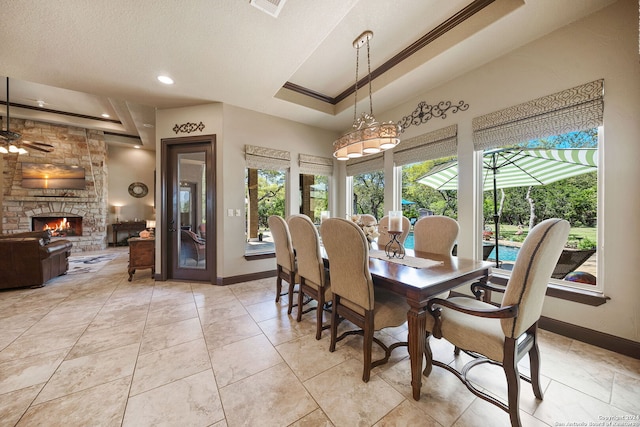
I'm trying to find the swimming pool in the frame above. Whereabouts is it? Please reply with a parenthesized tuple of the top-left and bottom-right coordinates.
(403, 232, 520, 262)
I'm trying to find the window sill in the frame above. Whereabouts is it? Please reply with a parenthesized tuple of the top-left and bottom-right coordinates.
(244, 251, 275, 261)
(489, 273, 609, 306)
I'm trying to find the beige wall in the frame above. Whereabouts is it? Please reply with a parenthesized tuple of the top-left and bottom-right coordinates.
(107, 145, 156, 243)
(155, 103, 337, 278)
(153, 0, 639, 342)
(377, 0, 639, 342)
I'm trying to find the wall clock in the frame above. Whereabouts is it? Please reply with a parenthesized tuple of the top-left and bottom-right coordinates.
(128, 182, 148, 198)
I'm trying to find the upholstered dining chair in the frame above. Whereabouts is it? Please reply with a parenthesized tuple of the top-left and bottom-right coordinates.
(424, 218, 570, 427)
(320, 217, 409, 382)
(377, 215, 411, 248)
(413, 215, 459, 255)
(413, 215, 459, 300)
(358, 213, 377, 225)
(288, 214, 332, 340)
(267, 215, 298, 314)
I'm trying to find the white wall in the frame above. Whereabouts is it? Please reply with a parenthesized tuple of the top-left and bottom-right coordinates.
(380, 0, 640, 342)
(107, 145, 156, 241)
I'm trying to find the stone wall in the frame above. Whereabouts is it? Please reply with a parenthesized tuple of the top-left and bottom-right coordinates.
(1, 118, 109, 252)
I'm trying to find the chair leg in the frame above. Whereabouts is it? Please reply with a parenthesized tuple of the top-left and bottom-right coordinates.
(423, 332, 433, 376)
(296, 282, 305, 322)
(275, 268, 283, 302)
(287, 281, 296, 315)
(329, 295, 339, 352)
(529, 328, 544, 400)
(362, 311, 374, 383)
(315, 289, 324, 340)
(503, 338, 522, 427)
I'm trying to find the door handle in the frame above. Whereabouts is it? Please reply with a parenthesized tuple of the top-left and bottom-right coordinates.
(168, 219, 176, 232)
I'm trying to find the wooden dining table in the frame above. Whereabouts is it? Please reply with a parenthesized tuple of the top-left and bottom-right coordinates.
(324, 246, 493, 400)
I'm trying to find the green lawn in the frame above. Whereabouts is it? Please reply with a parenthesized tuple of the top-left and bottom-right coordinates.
(499, 224, 596, 248)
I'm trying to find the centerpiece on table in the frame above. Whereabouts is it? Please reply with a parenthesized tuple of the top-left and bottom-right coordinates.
(351, 215, 379, 249)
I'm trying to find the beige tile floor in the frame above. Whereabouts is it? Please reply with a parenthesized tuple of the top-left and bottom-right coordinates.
(1, 248, 638, 427)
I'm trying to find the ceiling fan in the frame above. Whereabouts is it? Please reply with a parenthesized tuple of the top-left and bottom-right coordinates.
(0, 77, 55, 154)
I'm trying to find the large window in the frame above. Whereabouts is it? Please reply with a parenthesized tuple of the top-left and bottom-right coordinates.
(298, 154, 332, 224)
(347, 154, 384, 220)
(244, 145, 290, 255)
(472, 80, 603, 290)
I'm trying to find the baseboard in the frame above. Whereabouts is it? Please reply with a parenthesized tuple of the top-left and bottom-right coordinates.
(218, 269, 277, 286)
(538, 316, 640, 360)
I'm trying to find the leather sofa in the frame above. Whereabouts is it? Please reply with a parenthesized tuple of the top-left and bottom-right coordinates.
(0, 230, 73, 289)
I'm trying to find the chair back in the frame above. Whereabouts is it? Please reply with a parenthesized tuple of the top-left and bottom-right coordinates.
(320, 218, 374, 311)
(358, 214, 377, 225)
(377, 215, 411, 248)
(501, 218, 570, 338)
(413, 215, 459, 255)
(288, 214, 325, 288)
(268, 215, 295, 273)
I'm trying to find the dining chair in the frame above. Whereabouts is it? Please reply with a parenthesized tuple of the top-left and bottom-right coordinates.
(267, 215, 298, 314)
(413, 215, 459, 300)
(413, 215, 459, 255)
(424, 218, 570, 427)
(376, 215, 411, 248)
(320, 217, 409, 382)
(358, 213, 377, 225)
(288, 214, 332, 340)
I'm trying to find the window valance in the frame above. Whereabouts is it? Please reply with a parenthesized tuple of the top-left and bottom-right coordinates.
(393, 124, 458, 166)
(299, 154, 333, 176)
(245, 145, 291, 170)
(473, 79, 604, 151)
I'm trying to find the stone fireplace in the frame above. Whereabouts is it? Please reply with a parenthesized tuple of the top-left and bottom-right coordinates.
(1, 119, 109, 252)
(32, 215, 83, 237)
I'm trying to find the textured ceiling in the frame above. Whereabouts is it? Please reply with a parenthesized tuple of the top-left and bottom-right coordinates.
(0, 0, 616, 150)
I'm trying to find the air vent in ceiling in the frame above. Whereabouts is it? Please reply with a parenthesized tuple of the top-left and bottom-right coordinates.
(249, 0, 286, 18)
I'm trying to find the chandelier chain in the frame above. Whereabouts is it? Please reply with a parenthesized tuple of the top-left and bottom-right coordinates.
(353, 44, 360, 126)
(366, 38, 373, 116)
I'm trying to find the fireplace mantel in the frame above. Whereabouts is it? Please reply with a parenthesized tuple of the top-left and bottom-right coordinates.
(5, 195, 98, 203)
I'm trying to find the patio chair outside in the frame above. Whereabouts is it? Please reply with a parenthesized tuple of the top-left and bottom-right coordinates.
(551, 248, 596, 279)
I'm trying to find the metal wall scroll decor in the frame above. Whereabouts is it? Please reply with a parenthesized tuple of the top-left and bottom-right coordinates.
(398, 100, 469, 133)
(173, 121, 206, 134)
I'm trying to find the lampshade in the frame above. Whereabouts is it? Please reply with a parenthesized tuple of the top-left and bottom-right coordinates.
(146, 220, 156, 229)
(333, 31, 401, 161)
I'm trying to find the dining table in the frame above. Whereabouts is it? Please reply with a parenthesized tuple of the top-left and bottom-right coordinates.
(323, 245, 493, 400)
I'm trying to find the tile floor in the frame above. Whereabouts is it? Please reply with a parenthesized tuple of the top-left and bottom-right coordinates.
(1, 248, 638, 427)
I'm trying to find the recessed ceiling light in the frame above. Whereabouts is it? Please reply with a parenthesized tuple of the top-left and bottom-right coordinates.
(134, 145, 141, 149)
(157, 75, 174, 85)
(36, 100, 45, 108)
(101, 113, 110, 118)
(143, 123, 154, 128)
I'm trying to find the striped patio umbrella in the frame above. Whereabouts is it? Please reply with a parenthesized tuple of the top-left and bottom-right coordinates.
(417, 148, 598, 266)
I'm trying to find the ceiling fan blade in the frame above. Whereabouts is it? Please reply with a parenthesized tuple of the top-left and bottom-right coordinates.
(21, 141, 54, 153)
(24, 140, 54, 149)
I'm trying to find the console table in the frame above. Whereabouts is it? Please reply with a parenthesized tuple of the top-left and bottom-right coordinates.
(128, 237, 155, 281)
(112, 221, 146, 246)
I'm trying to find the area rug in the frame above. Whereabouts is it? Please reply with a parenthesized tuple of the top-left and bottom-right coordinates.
(67, 253, 121, 275)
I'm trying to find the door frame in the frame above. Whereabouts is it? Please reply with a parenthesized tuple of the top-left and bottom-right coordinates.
(160, 134, 216, 282)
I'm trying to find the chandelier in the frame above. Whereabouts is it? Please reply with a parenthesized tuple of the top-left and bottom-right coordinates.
(333, 31, 400, 161)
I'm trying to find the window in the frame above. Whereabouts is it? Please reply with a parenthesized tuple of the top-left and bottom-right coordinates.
(394, 125, 459, 249)
(298, 154, 333, 224)
(347, 154, 384, 220)
(244, 145, 290, 255)
(472, 80, 603, 291)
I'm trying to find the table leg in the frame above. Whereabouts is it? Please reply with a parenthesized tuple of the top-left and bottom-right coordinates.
(407, 303, 427, 400)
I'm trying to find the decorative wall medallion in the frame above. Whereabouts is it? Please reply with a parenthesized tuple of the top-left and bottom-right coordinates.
(398, 100, 469, 133)
(128, 182, 148, 198)
(173, 121, 205, 134)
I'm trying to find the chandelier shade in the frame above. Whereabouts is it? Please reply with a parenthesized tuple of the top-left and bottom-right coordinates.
(333, 31, 400, 160)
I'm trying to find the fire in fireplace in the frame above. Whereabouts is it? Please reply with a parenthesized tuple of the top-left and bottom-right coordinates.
(32, 216, 83, 237)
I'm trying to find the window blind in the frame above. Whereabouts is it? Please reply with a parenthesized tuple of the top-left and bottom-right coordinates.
(473, 79, 604, 151)
(245, 145, 291, 170)
(299, 154, 333, 176)
(346, 153, 384, 176)
(393, 124, 458, 166)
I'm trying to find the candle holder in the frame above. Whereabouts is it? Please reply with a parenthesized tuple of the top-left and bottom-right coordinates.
(385, 231, 405, 259)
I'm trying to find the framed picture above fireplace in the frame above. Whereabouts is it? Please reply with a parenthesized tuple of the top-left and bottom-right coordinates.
(21, 162, 86, 189)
